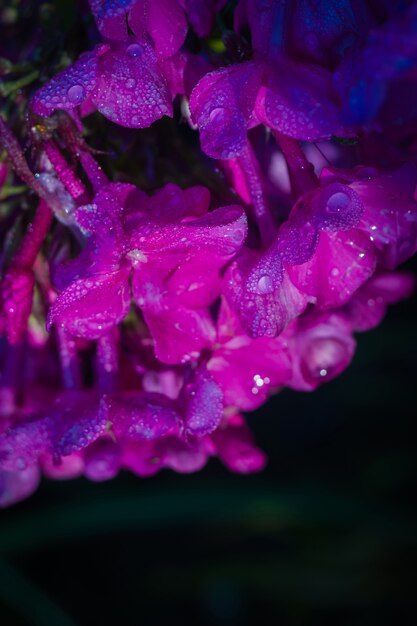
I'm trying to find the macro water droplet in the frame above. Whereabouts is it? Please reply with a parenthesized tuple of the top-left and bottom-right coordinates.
(126, 78, 136, 89)
(326, 191, 350, 214)
(67, 84, 85, 104)
(257, 275, 274, 294)
(127, 43, 142, 58)
(209, 107, 227, 124)
(330, 267, 340, 277)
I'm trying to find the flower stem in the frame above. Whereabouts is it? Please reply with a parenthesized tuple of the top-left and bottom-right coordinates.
(238, 142, 276, 245)
(44, 141, 87, 200)
(57, 328, 82, 390)
(96, 330, 119, 393)
(12, 200, 52, 270)
(79, 151, 108, 193)
(273, 131, 318, 197)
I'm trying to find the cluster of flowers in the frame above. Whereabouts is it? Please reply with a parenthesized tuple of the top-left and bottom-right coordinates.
(1, 0, 417, 506)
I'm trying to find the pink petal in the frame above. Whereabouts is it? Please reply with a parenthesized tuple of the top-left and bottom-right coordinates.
(157, 436, 209, 473)
(211, 414, 267, 474)
(208, 303, 291, 411)
(288, 229, 377, 309)
(352, 165, 417, 269)
(132, 270, 216, 364)
(287, 313, 356, 391)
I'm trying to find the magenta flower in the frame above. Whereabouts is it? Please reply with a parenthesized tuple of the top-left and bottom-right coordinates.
(1, 0, 417, 507)
(47, 182, 246, 363)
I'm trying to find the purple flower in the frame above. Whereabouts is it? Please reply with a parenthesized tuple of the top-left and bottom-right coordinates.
(47, 182, 246, 363)
(1, 0, 417, 507)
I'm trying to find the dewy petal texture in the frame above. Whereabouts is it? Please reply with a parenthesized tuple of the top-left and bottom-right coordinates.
(32, 42, 172, 128)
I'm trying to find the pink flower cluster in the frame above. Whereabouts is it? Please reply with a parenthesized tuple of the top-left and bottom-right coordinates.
(1, 0, 417, 506)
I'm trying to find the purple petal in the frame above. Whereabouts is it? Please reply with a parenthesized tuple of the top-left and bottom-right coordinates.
(129, 0, 187, 59)
(31, 50, 100, 116)
(184, 366, 224, 437)
(132, 271, 216, 364)
(352, 165, 417, 269)
(101, 391, 180, 440)
(84, 439, 122, 481)
(225, 251, 308, 338)
(184, 0, 228, 38)
(75, 183, 135, 238)
(48, 392, 108, 458)
(343, 271, 415, 332)
(90, 0, 136, 37)
(91, 42, 172, 128)
(47, 269, 131, 340)
(289, 0, 370, 66)
(256, 60, 342, 141)
(190, 61, 263, 159)
(157, 436, 209, 473)
(211, 414, 266, 474)
(335, 4, 417, 126)
(0, 418, 50, 471)
(0, 466, 41, 508)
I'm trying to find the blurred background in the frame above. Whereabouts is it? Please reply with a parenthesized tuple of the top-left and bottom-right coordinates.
(1, 1, 417, 624)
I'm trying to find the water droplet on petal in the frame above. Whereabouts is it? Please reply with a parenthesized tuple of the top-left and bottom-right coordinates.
(209, 107, 227, 124)
(67, 84, 85, 104)
(127, 43, 142, 58)
(257, 275, 274, 294)
(326, 191, 350, 214)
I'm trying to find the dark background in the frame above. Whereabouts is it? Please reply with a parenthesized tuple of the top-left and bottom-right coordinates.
(0, 258, 416, 626)
(1, 1, 417, 624)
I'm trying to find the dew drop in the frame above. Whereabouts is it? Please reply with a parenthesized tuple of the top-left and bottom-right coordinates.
(67, 84, 86, 104)
(209, 107, 228, 124)
(127, 43, 142, 58)
(126, 78, 136, 89)
(257, 275, 274, 294)
(326, 191, 350, 214)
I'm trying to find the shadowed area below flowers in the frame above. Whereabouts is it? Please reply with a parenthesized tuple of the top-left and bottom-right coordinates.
(0, 257, 416, 626)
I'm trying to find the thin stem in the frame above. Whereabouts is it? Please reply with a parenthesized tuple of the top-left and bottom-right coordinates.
(96, 330, 119, 393)
(57, 328, 82, 390)
(274, 131, 318, 197)
(80, 151, 108, 193)
(44, 141, 87, 200)
(238, 142, 276, 246)
(12, 199, 52, 270)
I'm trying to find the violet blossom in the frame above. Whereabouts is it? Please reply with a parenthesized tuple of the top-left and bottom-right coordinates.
(1, 0, 417, 507)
